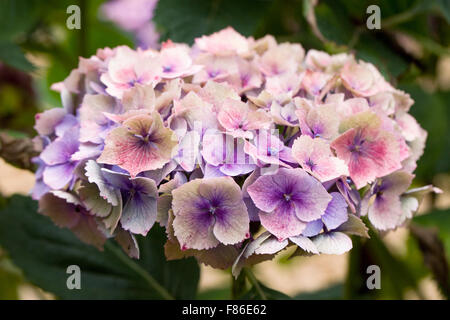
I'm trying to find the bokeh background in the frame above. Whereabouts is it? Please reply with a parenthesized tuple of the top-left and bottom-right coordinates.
(0, 0, 449, 300)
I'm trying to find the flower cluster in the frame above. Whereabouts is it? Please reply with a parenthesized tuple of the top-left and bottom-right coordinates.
(33, 27, 436, 272)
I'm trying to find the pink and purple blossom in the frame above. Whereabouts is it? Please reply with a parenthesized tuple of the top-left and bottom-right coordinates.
(247, 168, 332, 240)
(171, 177, 250, 250)
(32, 27, 431, 271)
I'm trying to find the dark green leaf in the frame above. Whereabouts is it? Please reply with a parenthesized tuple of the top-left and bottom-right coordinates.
(399, 84, 449, 180)
(294, 283, 343, 300)
(0, 42, 35, 72)
(355, 34, 409, 78)
(0, 195, 200, 299)
(154, 0, 273, 44)
(240, 282, 291, 300)
(197, 287, 231, 300)
(433, 0, 450, 23)
(314, 1, 353, 45)
(0, 0, 41, 41)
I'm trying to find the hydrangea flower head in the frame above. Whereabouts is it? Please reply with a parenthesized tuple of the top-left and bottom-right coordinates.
(31, 27, 432, 271)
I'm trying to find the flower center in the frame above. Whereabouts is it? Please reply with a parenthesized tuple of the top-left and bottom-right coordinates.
(208, 70, 220, 78)
(127, 77, 142, 87)
(267, 147, 278, 156)
(209, 206, 217, 215)
(306, 158, 316, 171)
(163, 65, 173, 72)
(350, 135, 366, 154)
(283, 193, 292, 202)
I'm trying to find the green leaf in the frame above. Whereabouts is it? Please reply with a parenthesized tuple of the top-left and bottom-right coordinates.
(197, 286, 231, 300)
(433, 0, 450, 23)
(294, 283, 343, 300)
(0, 0, 41, 41)
(240, 268, 291, 300)
(313, 1, 353, 45)
(154, 0, 273, 44)
(0, 195, 200, 299)
(399, 84, 449, 181)
(0, 42, 35, 72)
(240, 282, 291, 300)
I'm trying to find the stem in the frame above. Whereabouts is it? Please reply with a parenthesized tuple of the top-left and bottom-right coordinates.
(105, 242, 175, 300)
(381, 6, 422, 29)
(244, 268, 267, 300)
(348, 4, 423, 49)
(231, 271, 247, 299)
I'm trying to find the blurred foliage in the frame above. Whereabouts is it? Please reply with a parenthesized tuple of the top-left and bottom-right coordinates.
(0, 250, 23, 300)
(345, 229, 423, 299)
(415, 209, 450, 262)
(0, 195, 200, 299)
(154, 0, 274, 43)
(294, 283, 343, 299)
(0, 0, 448, 300)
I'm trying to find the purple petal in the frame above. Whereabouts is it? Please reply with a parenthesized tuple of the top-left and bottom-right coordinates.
(259, 205, 307, 240)
(55, 114, 78, 137)
(40, 130, 80, 165)
(71, 143, 103, 161)
(172, 177, 249, 250)
(289, 170, 332, 222)
(246, 173, 283, 213)
(322, 192, 348, 230)
(302, 219, 323, 237)
(43, 162, 76, 189)
(120, 177, 158, 236)
(204, 164, 226, 178)
(31, 179, 50, 200)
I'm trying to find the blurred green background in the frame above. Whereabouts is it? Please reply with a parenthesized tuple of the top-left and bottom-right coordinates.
(0, 0, 449, 300)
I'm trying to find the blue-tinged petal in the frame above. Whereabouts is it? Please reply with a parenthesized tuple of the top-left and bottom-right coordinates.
(43, 162, 77, 190)
(120, 177, 158, 236)
(302, 219, 323, 237)
(322, 192, 348, 230)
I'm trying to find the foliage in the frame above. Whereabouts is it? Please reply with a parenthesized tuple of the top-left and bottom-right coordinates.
(0, 0, 448, 300)
(0, 195, 199, 299)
